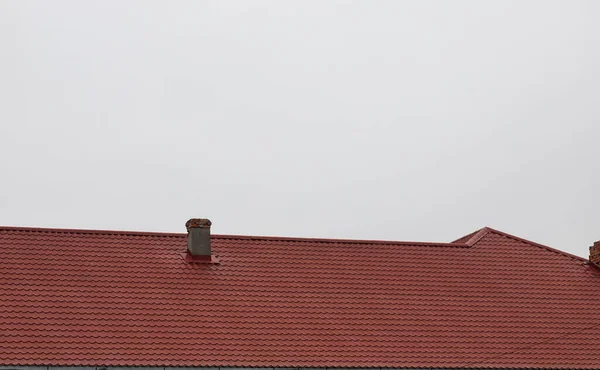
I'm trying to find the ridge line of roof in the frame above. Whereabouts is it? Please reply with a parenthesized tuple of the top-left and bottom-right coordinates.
(0, 226, 470, 247)
(463, 227, 491, 246)
(450, 229, 479, 244)
(0, 226, 185, 238)
(476, 227, 587, 263)
(0, 366, 583, 370)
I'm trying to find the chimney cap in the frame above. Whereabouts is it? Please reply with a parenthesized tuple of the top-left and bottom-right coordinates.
(185, 218, 212, 231)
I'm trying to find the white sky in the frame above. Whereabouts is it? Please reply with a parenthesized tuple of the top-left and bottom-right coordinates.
(1, 1, 599, 257)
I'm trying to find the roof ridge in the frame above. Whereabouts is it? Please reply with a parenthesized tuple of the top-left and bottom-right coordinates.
(0, 225, 185, 238)
(0, 225, 470, 247)
(478, 227, 587, 263)
(450, 227, 491, 246)
(465, 227, 491, 246)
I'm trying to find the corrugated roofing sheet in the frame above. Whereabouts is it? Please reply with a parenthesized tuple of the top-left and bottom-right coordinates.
(1, 225, 599, 369)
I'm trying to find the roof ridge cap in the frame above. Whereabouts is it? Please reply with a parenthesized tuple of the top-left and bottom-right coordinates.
(465, 227, 492, 246)
(0, 226, 469, 247)
(0, 225, 185, 238)
(484, 227, 587, 263)
(451, 227, 492, 246)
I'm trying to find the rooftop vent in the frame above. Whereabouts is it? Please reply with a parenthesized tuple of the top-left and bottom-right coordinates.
(590, 240, 600, 268)
(183, 218, 219, 263)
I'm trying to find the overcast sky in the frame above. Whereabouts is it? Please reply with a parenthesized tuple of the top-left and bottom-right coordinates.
(1, 1, 598, 257)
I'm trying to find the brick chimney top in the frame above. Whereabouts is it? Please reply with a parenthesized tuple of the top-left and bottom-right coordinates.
(185, 218, 212, 230)
(589, 241, 600, 267)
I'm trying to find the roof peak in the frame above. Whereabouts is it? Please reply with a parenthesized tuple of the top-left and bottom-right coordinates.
(455, 226, 587, 263)
(452, 227, 492, 246)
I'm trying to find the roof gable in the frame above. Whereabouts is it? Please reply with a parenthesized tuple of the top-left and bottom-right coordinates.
(1, 225, 599, 369)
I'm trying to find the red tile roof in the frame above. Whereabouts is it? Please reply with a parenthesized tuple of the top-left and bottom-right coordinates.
(1, 225, 599, 369)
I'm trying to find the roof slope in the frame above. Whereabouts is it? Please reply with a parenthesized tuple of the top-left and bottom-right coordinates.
(1, 225, 599, 369)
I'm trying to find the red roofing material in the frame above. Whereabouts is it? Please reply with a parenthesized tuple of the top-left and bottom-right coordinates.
(1, 225, 599, 369)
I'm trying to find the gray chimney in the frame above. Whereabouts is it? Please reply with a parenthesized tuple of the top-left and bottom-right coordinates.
(185, 218, 212, 257)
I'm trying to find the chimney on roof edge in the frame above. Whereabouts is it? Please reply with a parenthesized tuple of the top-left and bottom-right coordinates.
(186, 218, 212, 258)
(589, 241, 600, 267)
